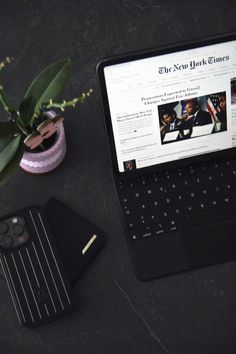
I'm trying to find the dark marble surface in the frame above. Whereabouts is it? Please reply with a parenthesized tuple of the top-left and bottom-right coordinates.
(0, 1, 236, 353)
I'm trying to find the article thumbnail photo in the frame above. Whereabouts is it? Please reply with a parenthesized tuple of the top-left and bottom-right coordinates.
(158, 92, 227, 145)
(123, 159, 136, 171)
(231, 78, 236, 105)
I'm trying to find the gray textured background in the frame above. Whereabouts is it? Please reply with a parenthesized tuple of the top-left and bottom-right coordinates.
(0, 1, 236, 353)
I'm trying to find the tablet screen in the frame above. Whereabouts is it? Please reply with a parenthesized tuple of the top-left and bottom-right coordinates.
(102, 38, 236, 172)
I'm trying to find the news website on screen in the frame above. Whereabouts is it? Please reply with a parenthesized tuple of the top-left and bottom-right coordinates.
(104, 40, 236, 172)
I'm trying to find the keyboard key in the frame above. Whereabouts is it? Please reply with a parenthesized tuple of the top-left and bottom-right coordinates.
(161, 211, 169, 218)
(152, 200, 159, 208)
(189, 192, 196, 199)
(153, 223, 164, 235)
(177, 169, 183, 177)
(186, 205, 193, 213)
(152, 173, 159, 183)
(224, 197, 231, 204)
(131, 234, 138, 241)
(163, 196, 172, 206)
(174, 208, 183, 217)
(142, 232, 152, 238)
(128, 179, 136, 188)
(183, 180, 189, 187)
(165, 220, 177, 232)
(139, 176, 148, 185)
(118, 181, 125, 189)
(146, 189, 154, 196)
(159, 185, 167, 193)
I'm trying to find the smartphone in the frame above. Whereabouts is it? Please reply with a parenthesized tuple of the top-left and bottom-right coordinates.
(0, 206, 73, 328)
(44, 197, 106, 285)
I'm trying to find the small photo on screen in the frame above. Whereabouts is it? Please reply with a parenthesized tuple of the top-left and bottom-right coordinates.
(158, 92, 227, 145)
(123, 159, 136, 171)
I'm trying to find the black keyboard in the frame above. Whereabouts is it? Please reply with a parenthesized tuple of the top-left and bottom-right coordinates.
(116, 157, 236, 241)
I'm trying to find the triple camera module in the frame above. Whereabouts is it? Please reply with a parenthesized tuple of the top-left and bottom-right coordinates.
(0, 217, 29, 250)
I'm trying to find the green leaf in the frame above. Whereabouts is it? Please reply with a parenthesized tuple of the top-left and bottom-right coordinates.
(24, 59, 72, 126)
(0, 122, 20, 167)
(0, 134, 21, 173)
(18, 96, 36, 126)
(0, 139, 24, 186)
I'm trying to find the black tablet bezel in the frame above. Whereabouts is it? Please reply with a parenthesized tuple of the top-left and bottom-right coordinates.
(96, 32, 236, 177)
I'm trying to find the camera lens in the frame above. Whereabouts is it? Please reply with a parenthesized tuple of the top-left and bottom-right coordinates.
(12, 223, 24, 236)
(0, 222, 9, 235)
(0, 236, 13, 249)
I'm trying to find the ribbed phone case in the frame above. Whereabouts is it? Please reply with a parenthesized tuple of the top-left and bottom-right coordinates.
(0, 206, 73, 327)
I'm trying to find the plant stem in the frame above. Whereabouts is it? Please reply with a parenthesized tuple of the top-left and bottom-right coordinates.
(45, 89, 93, 111)
(0, 86, 14, 116)
(0, 57, 15, 116)
(0, 86, 30, 137)
(15, 120, 30, 137)
(39, 143, 46, 151)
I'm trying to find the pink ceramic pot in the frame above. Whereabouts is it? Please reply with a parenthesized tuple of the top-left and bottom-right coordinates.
(20, 122, 66, 174)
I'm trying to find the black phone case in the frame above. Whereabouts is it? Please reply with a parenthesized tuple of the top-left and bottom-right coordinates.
(0, 206, 73, 328)
(44, 197, 106, 285)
